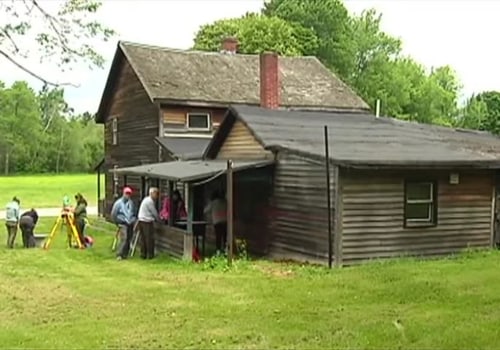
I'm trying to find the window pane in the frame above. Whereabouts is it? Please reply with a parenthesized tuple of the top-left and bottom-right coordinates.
(188, 114, 209, 129)
(406, 203, 431, 220)
(406, 183, 432, 201)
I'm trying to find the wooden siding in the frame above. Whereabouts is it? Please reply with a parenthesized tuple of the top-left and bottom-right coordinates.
(341, 169, 494, 265)
(103, 58, 160, 214)
(162, 105, 226, 132)
(155, 225, 184, 258)
(217, 120, 273, 160)
(268, 152, 335, 264)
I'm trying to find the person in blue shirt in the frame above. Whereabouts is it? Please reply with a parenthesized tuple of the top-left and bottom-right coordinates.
(5, 197, 20, 248)
(110, 186, 136, 260)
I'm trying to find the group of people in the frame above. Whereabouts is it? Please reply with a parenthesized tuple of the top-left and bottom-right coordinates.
(5, 197, 39, 249)
(4, 192, 90, 249)
(110, 185, 228, 261)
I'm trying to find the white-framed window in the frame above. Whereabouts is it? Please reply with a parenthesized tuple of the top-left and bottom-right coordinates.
(186, 113, 211, 131)
(112, 117, 118, 145)
(404, 181, 437, 227)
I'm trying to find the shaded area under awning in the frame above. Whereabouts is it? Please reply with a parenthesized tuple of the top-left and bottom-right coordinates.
(111, 159, 274, 182)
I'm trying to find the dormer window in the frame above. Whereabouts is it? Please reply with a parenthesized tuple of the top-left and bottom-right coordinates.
(187, 113, 211, 131)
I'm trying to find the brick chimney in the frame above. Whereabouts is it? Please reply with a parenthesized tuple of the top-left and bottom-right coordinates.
(221, 36, 238, 54)
(259, 52, 280, 109)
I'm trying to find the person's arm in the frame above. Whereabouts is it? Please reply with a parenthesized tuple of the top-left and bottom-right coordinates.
(33, 212, 39, 226)
(74, 203, 84, 216)
(203, 202, 211, 215)
(110, 201, 120, 223)
(149, 199, 160, 222)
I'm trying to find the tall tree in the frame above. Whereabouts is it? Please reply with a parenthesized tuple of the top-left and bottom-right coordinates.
(193, 13, 318, 56)
(263, 0, 355, 79)
(0, 0, 114, 86)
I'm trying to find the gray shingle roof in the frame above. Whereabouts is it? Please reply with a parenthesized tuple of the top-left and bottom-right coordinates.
(113, 159, 273, 182)
(119, 41, 369, 111)
(224, 105, 500, 168)
(155, 137, 210, 160)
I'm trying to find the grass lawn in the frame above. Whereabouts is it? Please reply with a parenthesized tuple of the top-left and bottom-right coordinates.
(0, 174, 100, 209)
(0, 218, 500, 349)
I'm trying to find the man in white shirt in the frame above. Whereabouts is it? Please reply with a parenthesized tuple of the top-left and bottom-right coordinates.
(138, 187, 160, 259)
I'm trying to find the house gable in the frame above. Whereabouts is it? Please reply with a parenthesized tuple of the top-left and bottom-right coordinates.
(204, 109, 272, 160)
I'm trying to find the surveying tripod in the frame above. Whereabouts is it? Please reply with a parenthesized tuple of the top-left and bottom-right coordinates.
(43, 210, 84, 249)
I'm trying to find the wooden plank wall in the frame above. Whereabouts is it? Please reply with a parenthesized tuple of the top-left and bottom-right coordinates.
(341, 169, 494, 265)
(104, 58, 160, 214)
(268, 152, 335, 264)
(155, 225, 184, 259)
(217, 120, 273, 160)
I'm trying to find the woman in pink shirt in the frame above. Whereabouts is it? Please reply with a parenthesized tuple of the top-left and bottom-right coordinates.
(159, 190, 187, 224)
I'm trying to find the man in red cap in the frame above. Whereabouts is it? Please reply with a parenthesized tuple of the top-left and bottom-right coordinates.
(110, 186, 136, 260)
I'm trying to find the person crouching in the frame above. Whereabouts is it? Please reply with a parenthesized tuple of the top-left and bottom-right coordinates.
(138, 187, 160, 260)
(19, 208, 38, 248)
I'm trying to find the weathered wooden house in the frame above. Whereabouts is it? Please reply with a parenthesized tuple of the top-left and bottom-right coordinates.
(197, 105, 500, 266)
(94, 39, 369, 214)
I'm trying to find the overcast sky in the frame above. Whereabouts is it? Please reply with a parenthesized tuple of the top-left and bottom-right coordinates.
(1, 0, 499, 114)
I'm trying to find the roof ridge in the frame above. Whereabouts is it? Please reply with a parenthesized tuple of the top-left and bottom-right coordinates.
(118, 40, 318, 59)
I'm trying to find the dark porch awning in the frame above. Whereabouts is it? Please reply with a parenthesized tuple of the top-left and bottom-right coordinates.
(112, 159, 273, 182)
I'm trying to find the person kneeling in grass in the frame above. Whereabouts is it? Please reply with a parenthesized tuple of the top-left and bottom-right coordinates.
(19, 209, 39, 248)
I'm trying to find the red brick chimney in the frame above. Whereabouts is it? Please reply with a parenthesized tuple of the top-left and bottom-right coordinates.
(221, 36, 238, 54)
(259, 52, 280, 109)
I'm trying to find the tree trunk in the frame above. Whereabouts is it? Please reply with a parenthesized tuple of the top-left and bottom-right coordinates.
(4, 152, 9, 176)
(55, 127, 64, 174)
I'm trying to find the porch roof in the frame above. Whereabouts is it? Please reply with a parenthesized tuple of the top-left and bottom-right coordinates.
(112, 159, 273, 182)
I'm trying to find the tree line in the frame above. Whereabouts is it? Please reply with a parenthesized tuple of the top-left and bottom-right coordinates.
(193, 0, 500, 131)
(0, 81, 102, 174)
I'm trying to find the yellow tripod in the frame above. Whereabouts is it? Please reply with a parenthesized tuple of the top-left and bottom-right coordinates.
(43, 211, 84, 249)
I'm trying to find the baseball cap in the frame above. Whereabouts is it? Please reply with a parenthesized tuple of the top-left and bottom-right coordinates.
(123, 186, 133, 194)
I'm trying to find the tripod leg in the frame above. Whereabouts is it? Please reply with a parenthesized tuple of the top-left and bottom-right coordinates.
(67, 217, 83, 249)
(111, 228, 119, 251)
(43, 217, 62, 249)
(130, 229, 140, 258)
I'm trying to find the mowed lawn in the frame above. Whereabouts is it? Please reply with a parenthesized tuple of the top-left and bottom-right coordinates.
(0, 174, 100, 208)
(0, 218, 500, 349)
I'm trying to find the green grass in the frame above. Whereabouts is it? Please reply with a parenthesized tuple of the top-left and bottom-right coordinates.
(0, 217, 500, 349)
(0, 174, 101, 209)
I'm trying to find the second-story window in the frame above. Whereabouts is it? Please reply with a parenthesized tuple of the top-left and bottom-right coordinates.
(112, 117, 118, 145)
(187, 113, 211, 131)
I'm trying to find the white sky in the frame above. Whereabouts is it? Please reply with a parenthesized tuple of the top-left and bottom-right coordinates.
(1, 0, 499, 114)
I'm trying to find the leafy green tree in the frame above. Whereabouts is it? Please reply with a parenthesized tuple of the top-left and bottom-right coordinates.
(193, 13, 318, 56)
(263, 0, 354, 79)
(0, 0, 114, 86)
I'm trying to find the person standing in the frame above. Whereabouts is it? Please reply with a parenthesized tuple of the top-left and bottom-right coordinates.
(5, 197, 20, 249)
(73, 193, 88, 248)
(138, 187, 160, 260)
(110, 187, 136, 260)
(204, 191, 228, 253)
(19, 208, 38, 248)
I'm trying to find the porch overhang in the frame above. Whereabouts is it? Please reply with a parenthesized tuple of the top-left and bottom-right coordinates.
(111, 159, 274, 183)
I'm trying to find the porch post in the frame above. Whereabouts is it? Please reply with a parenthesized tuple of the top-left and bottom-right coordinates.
(96, 168, 101, 216)
(168, 181, 174, 226)
(183, 183, 194, 260)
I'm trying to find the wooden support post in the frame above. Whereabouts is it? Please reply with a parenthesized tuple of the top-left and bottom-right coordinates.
(227, 160, 234, 265)
(333, 166, 343, 267)
(490, 183, 496, 248)
(183, 183, 194, 261)
(168, 181, 174, 227)
(96, 168, 101, 216)
(324, 126, 333, 268)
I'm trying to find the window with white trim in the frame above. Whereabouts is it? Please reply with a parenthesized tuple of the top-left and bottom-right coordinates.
(404, 181, 437, 227)
(187, 113, 211, 130)
(112, 117, 118, 145)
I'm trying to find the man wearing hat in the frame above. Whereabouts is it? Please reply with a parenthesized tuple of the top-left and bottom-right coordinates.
(110, 186, 136, 260)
